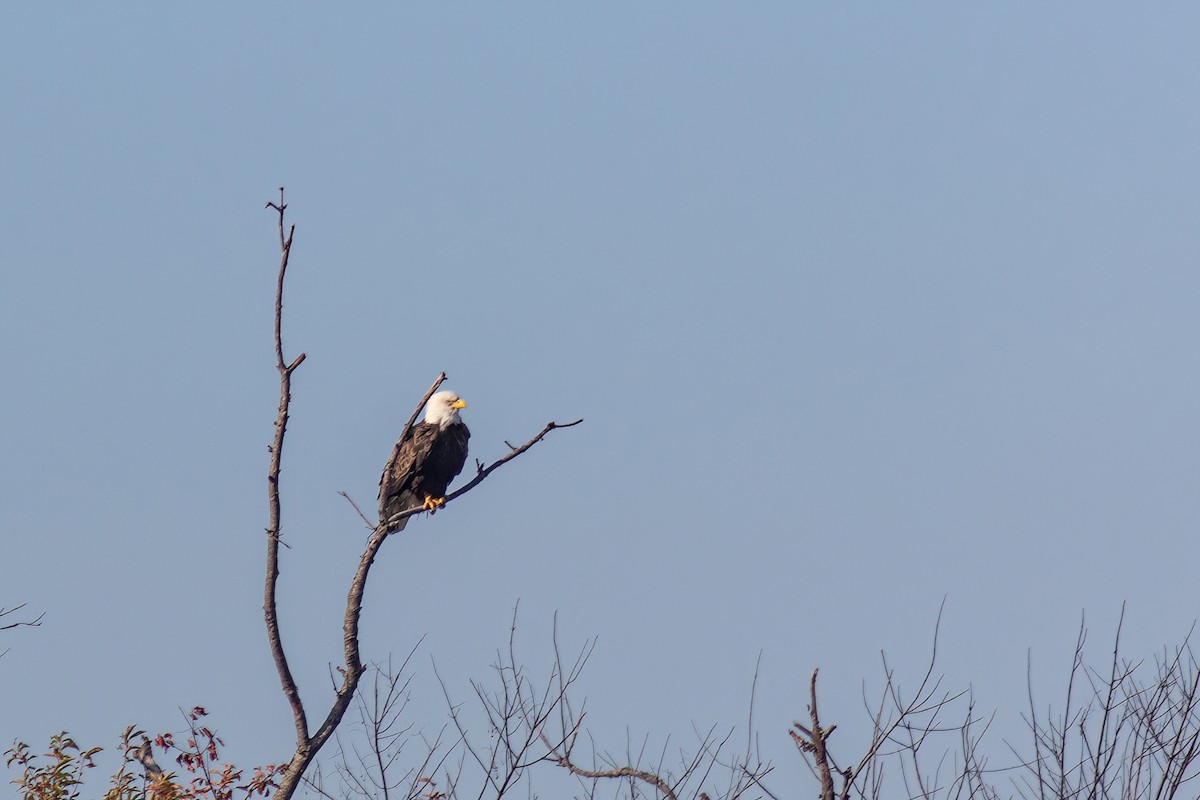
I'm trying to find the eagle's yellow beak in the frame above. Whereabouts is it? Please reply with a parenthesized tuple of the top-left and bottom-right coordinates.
(451, 398, 468, 410)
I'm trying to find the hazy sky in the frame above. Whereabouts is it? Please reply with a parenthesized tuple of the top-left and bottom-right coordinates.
(3, 3, 1199, 796)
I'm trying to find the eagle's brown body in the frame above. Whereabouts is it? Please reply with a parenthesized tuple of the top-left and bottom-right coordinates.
(379, 418, 470, 532)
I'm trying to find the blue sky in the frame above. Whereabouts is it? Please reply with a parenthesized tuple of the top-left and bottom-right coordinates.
(3, 3, 1200, 795)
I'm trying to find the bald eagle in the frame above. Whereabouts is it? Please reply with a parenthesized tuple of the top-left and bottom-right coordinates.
(379, 390, 470, 532)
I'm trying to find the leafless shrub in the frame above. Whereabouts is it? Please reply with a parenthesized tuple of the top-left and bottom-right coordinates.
(1011, 606, 1200, 800)
(308, 611, 772, 800)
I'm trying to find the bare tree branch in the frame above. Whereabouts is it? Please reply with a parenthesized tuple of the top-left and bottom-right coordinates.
(0, 603, 44, 632)
(792, 668, 838, 800)
(1007, 609, 1200, 800)
(264, 187, 309, 756)
(552, 758, 680, 800)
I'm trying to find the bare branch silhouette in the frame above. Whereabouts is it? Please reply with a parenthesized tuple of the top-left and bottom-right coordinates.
(252, 192, 580, 800)
(1009, 605, 1200, 800)
(0, 603, 44, 633)
(264, 187, 309, 759)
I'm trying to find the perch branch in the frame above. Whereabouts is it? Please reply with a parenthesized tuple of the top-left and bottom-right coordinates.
(381, 417, 584, 531)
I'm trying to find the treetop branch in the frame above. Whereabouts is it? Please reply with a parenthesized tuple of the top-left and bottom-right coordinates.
(263, 188, 310, 757)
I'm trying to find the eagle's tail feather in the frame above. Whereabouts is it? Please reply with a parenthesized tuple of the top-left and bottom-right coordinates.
(382, 494, 413, 533)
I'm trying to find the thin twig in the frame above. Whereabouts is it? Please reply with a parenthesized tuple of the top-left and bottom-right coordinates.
(0, 604, 44, 632)
(339, 491, 375, 530)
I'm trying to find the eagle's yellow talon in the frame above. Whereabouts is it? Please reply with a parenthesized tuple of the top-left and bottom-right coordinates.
(422, 495, 446, 511)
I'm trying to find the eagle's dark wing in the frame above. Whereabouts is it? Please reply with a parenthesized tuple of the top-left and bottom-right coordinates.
(379, 422, 439, 522)
(379, 421, 470, 532)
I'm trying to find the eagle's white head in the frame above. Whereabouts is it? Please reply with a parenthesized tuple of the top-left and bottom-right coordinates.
(424, 390, 468, 429)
